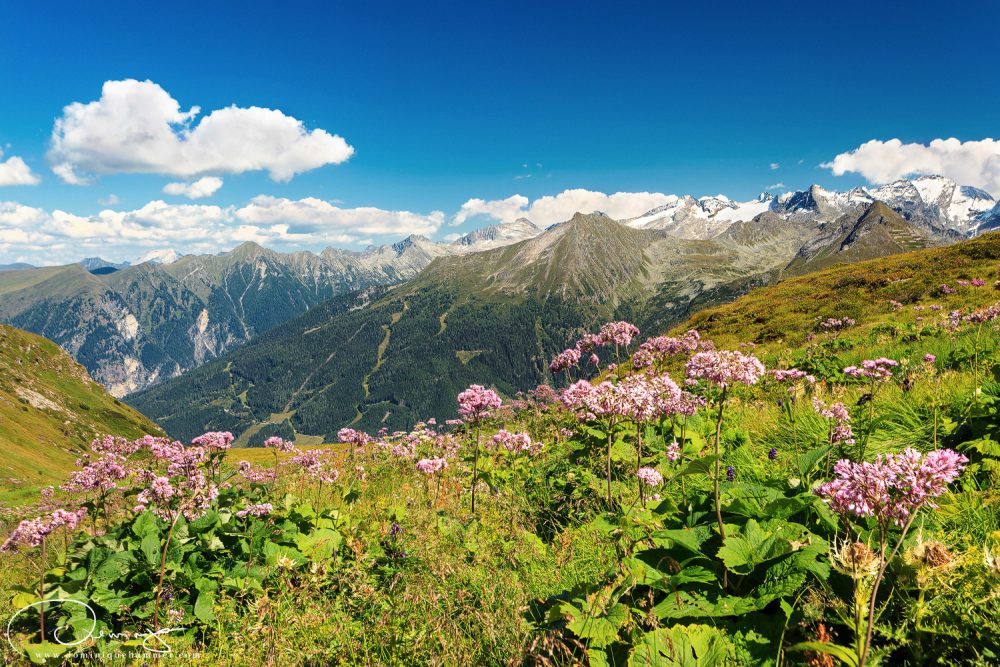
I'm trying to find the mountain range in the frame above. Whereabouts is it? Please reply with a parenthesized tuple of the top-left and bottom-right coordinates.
(1, 175, 995, 402)
(127, 195, 953, 443)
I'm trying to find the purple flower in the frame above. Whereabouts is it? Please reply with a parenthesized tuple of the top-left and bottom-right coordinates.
(236, 503, 273, 519)
(456, 384, 503, 421)
(726, 466, 736, 482)
(686, 350, 765, 388)
(768, 447, 778, 461)
(816, 448, 967, 528)
(666, 441, 681, 462)
(637, 467, 663, 487)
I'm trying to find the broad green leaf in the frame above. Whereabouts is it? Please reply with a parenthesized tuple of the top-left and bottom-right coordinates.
(193, 590, 216, 624)
(628, 624, 729, 667)
(141, 532, 161, 567)
(294, 528, 343, 561)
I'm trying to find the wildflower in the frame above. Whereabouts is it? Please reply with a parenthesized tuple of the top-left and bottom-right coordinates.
(389, 521, 402, 536)
(456, 384, 502, 421)
(888, 300, 903, 311)
(768, 447, 778, 461)
(816, 448, 967, 528)
(923, 353, 936, 364)
(236, 503, 273, 519)
(726, 466, 736, 482)
(1, 508, 87, 552)
(819, 317, 856, 332)
(190, 431, 234, 452)
(549, 347, 582, 373)
(598, 321, 640, 347)
(940, 284, 956, 294)
(264, 436, 295, 453)
(276, 555, 296, 570)
(415, 457, 448, 475)
(666, 441, 681, 462)
(637, 467, 663, 487)
(491, 430, 533, 453)
(843, 357, 898, 382)
(237, 460, 276, 484)
(686, 350, 765, 388)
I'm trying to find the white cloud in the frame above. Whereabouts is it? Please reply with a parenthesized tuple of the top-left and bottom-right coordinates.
(766, 182, 785, 190)
(822, 138, 1000, 194)
(163, 176, 224, 199)
(0, 195, 445, 265)
(98, 194, 120, 206)
(49, 79, 355, 184)
(769, 162, 780, 170)
(454, 189, 680, 227)
(0, 149, 41, 186)
(236, 196, 444, 237)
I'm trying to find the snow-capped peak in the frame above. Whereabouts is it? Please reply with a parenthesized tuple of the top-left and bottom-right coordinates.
(138, 249, 181, 265)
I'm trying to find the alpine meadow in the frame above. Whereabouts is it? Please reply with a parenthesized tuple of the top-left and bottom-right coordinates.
(1, 2, 999, 666)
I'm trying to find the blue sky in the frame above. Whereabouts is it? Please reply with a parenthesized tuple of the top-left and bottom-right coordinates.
(1, 0, 999, 264)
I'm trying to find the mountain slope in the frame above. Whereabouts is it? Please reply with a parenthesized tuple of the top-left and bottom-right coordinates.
(0, 324, 162, 502)
(785, 201, 937, 275)
(0, 239, 458, 396)
(128, 206, 934, 443)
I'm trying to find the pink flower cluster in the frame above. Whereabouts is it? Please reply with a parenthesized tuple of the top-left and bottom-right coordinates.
(338, 428, 372, 447)
(686, 350, 765, 388)
(415, 457, 448, 475)
(236, 503, 273, 519)
(633, 330, 701, 369)
(599, 321, 641, 347)
(820, 317, 856, 331)
(264, 436, 295, 453)
(770, 368, 817, 384)
(666, 441, 681, 461)
(1, 508, 87, 552)
(549, 347, 582, 373)
(964, 302, 1000, 324)
(237, 460, 276, 484)
(191, 431, 234, 452)
(457, 384, 503, 420)
(817, 448, 968, 527)
(813, 398, 855, 445)
(843, 357, 898, 382)
(560, 373, 683, 422)
(491, 429, 534, 453)
(637, 467, 664, 487)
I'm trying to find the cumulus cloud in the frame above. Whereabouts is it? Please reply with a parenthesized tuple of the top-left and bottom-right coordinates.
(236, 196, 444, 237)
(0, 194, 446, 265)
(163, 176, 224, 199)
(769, 162, 780, 170)
(822, 138, 1000, 194)
(766, 182, 786, 190)
(0, 149, 41, 186)
(454, 189, 680, 227)
(49, 79, 355, 184)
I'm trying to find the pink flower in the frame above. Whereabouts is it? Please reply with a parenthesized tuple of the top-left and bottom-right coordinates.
(819, 317, 856, 331)
(972, 278, 986, 287)
(236, 503, 273, 519)
(550, 347, 582, 373)
(416, 457, 448, 475)
(598, 321, 640, 347)
(457, 384, 503, 421)
(843, 357, 898, 382)
(686, 350, 765, 388)
(637, 467, 663, 487)
(264, 436, 295, 453)
(191, 431, 234, 452)
(666, 441, 681, 462)
(817, 448, 967, 527)
(1, 508, 87, 552)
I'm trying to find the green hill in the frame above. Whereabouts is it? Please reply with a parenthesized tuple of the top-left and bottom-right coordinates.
(0, 324, 162, 503)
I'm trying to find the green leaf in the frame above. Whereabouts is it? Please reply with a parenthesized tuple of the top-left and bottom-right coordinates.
(294, 528, 343, 561)
(141, 532, 161, 567)
(565, 602, 628, 649)
(193, 590, 216, 624)
(628, 625, 729, 667)
(678, 455, 721, 477)
(798, 445, 832, 478)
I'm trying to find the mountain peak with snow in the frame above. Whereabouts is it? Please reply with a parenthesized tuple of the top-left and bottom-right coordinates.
(137, 249, 181, 265)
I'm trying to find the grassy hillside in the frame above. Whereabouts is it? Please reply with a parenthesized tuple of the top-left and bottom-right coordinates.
(0, 324, 162, 503)
(3, 232, 998, 664)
